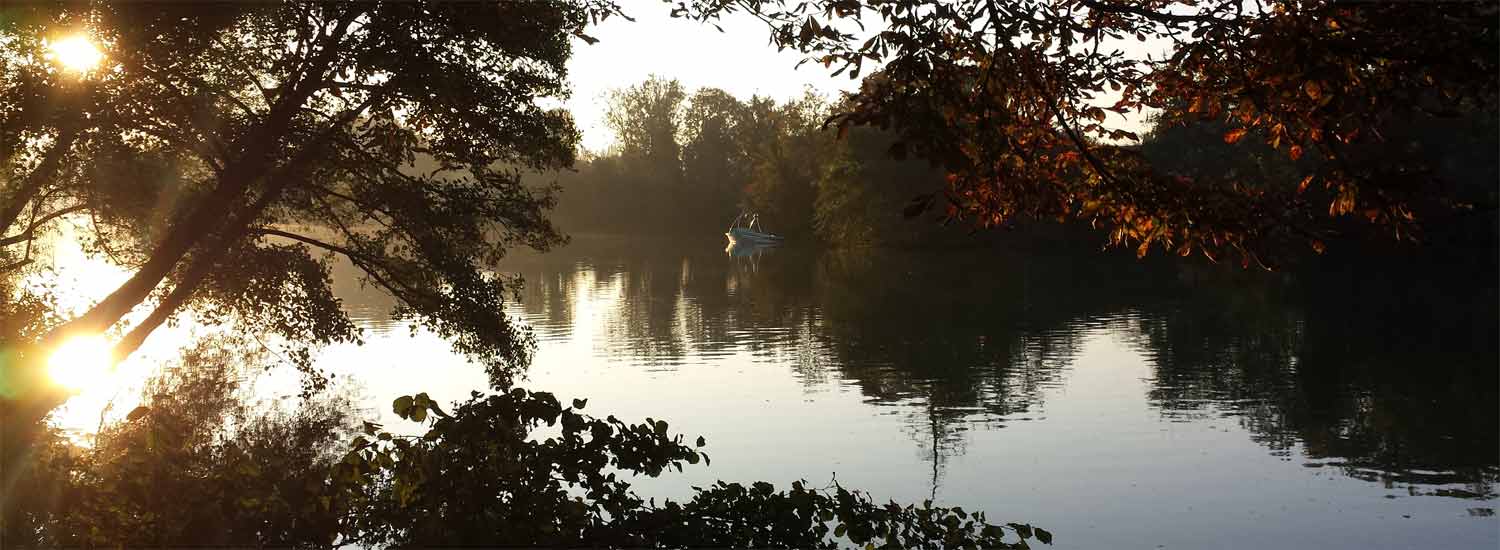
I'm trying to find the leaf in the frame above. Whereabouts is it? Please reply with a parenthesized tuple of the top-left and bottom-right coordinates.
(696, 436, 706, 447)
(126, 406, 150, 422)
(1289, 144, 1303, 160)
(1297, 174, 1315, 194)
(1222, 128, 1248, 144)
(392, 395, 414, 418)
(654, 419, 668, 435)
(1036, 527, 1053, 544)
(1303, 81, 1322, 101)
(572, 398, 587, 410)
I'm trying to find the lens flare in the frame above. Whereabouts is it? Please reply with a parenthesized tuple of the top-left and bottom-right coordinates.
(47, 335, 114, 391)
(47, 35, 104, 74)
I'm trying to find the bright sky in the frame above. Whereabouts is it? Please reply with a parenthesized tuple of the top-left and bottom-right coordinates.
(564, 5, 1162, 153)
(564, 5, 861, 153)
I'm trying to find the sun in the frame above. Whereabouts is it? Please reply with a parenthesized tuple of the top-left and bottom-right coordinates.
(47, 335, 116, 391)
(47, 34, 104, 74)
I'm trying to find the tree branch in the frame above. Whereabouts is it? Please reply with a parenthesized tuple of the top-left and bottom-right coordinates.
(0, 204, 86, 247)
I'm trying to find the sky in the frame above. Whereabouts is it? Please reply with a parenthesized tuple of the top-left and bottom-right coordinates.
(563, 4, 861, 153)
(562, 5, 1162, 153)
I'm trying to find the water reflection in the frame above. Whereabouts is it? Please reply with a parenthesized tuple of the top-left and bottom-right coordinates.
(1130, 260, 1500, 498)
(40, 231, 1494, 548)
(476, 236, 1498, 500)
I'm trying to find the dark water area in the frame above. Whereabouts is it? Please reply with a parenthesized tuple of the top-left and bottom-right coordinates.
(335, 234, 1498, 548)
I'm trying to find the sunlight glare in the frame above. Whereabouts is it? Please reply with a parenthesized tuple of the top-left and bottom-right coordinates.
(47, 34, 104, 74)
(47, 335, 115, 391)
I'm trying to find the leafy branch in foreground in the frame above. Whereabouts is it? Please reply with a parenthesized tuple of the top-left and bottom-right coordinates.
(672, 0, 1498, 266)
(338, 388, 1051, 549)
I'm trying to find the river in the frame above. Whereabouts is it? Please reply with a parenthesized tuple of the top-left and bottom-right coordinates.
(47, 233, 1500, 548)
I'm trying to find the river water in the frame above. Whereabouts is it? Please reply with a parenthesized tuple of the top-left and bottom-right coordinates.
(312, 234, 1497, 549)
(48, 232, 1497, 548)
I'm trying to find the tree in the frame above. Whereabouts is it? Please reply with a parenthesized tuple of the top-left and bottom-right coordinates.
(605, 75, 688, 182)
(0, 1, 624, 423)
(682, 87, 754, 223)
(674, 0, 1499, 266)
(740, 92, 837, 236)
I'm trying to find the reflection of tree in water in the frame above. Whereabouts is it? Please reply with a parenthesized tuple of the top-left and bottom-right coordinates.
(1128, 256, 1500, 498)
(508, 238, 1159, 485)
(498, 236, 1498, 498)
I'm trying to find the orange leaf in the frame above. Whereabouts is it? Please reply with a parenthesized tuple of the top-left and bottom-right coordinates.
(1297, 175, 1314, 194)
(1289, 144, 1303, 160)
(1223, 128, 1249, 144)
(1303, 81, 1322, 101)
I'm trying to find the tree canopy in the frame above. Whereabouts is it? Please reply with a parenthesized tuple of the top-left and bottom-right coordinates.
(1, 1, 626, 417)
(675, 0, 1499, 266)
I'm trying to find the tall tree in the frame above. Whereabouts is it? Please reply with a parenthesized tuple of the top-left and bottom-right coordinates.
(605, 75, 688, 183)
(1, 1, 622, 421)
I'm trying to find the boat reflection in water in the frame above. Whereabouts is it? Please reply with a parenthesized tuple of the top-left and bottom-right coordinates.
(725, 239, 777, 274)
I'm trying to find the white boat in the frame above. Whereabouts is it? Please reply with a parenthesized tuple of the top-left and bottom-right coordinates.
(725, 213, 783, 246)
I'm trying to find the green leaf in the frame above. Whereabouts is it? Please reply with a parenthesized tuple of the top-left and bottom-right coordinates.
(572, 398, 587, 410)
(695, 435, 706, 447)
(654, 419, 668, 435)
(1036, 527, 1053, 545)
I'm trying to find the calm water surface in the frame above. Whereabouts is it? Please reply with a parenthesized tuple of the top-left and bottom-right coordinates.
(312, 235, 1496, 548)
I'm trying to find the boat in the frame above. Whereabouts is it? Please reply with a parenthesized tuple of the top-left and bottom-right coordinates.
(725, 212, 783, 246)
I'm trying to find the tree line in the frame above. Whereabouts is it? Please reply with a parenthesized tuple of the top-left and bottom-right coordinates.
(548, 73, 1496, 257)
(545, 76, 979, 247)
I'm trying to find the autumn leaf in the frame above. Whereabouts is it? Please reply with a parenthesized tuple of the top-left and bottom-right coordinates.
(1289, 144, 1303, 160)
(1303, 81, 1322, 101)
(1297, 174, 1315, 194)
(1223, 128, 1249, 144)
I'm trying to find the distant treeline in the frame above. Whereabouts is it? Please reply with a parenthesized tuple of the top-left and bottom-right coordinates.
(538, 77, 966, 247)
(541, 77, 1498, 252)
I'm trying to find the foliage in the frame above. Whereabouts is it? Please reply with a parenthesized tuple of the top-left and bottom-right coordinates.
(6, 341, 1053, 548)
(339, 387, 1050, 548)
(2, 337, 357, 547)
(0, 0, 629, 416)
(674, 0, 1499, 265)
